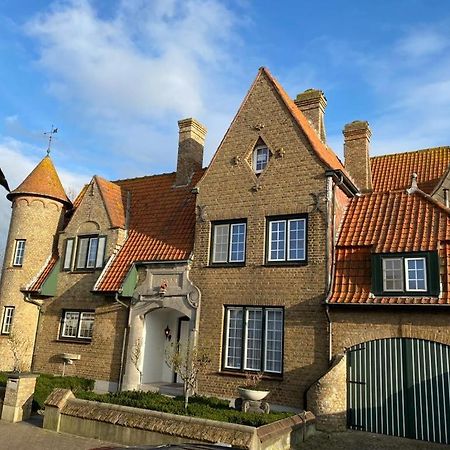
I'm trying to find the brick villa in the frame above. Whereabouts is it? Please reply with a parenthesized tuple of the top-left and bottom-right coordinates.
(0, 67, 449, 444)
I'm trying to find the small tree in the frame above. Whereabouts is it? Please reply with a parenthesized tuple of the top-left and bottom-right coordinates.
(130, 338, 143, 385)
(165, 335, 210, 409)
(7, 330, 31, 373)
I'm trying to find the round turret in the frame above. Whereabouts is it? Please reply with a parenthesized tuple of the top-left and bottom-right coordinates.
(0, 155, 71, 371)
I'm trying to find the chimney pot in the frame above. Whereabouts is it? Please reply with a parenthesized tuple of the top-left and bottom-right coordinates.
(175, 118, 206, 186)
(343, 120, 372, 192)
(294, 89, 327, 142)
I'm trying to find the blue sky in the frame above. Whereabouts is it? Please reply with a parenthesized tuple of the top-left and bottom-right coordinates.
(1, 0, 450, 253)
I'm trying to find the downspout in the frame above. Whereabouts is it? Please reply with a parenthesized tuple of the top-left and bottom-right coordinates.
(115, 291, 130, 391)
(324, 174, 335, 364)
(24, 294, 42, 372)
(324, 172, 344, 364)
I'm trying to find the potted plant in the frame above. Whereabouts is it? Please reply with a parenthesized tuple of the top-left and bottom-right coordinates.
(237, 371, 269, 401)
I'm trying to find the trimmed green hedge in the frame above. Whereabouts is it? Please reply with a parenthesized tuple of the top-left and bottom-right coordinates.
(76, 390, 293, 427)
(33, 374, 94, 410)
(0, 373, 94, 411)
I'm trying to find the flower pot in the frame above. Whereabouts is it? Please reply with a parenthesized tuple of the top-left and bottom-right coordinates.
(237, 387, 270, 401)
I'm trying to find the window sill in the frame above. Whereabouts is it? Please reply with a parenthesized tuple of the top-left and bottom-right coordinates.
(56, 338, 92, 344)
(375, 292, 437, 297)
(217, 370, 283, 381)
(208, 263, 246, 268)
(264, 261, 308, 267)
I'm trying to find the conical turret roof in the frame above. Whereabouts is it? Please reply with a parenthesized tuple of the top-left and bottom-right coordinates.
(7, 155, 71, 206)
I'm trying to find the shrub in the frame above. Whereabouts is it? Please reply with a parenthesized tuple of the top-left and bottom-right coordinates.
(33, 374, 94, 410)
(76, 390, 293, 427)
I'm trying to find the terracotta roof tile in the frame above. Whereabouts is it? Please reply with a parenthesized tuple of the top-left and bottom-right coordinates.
(95, 176, 126, 228)
(95, 170, 204, 292)
(7, 155, 71, 205)
(24, 255, 59, 293)
(331, 190, 450, 305)
(262, 68, 347, 174)
(371, 147, 450, 193)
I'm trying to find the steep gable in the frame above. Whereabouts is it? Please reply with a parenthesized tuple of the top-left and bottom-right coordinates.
(64, 176, 125, 233)
(198, 67, 346, 192)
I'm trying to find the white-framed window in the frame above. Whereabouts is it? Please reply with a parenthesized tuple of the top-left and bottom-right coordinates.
(267, 216, 306, 263)
(63, 238, 75, 270)
(13, 239, 26, 266)
(224, 306, 283, 374)
(61, 311, 94, 340)
(211, 222, 246, 264)
(405, 257, 427, 291)
(1, 306, 14, 335)
(253, 146, 270, 174)
(74, 236, 106, 270)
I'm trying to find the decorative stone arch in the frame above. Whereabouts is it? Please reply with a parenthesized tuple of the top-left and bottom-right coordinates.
(76, 220, 101, 234)
(121, 262, 201, 391)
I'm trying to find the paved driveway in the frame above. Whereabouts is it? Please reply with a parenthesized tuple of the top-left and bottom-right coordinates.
(302, 430, 449, 449)
(0, 415, 113, 450)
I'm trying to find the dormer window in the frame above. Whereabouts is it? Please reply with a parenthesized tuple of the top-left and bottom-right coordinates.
(253, 146, 270, 174)
(372, 252, 439, 296)
(63, 235, 106, 271)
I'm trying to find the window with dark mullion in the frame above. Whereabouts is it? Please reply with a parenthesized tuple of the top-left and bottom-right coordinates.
(223, 306, 283, 374)
(211, 221, 246, 264)
(74, 235, 106, 270)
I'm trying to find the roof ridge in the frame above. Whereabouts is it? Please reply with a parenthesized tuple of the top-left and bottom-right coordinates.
(411, 188, 450, 216)
(111, 171, 177, 184)
(371, 146, 450, 161)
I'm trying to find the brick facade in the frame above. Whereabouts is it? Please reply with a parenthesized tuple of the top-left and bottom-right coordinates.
(0, 196, 66, 371)
(192, 70, 342, 409)
(32, 178, 128, 389)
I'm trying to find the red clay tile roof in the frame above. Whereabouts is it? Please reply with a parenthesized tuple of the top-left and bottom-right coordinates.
(24, 255, 59, 294)
(371, 147, 450, 193)
(262, 67, 347, 174)
(95, 176, 126, 228)
(330, 190, 450, 305)
(7, 155, 71, 206)
(95, 170, 204, 292)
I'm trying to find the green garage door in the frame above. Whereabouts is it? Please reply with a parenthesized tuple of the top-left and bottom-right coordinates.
(347, 338, 450, 445)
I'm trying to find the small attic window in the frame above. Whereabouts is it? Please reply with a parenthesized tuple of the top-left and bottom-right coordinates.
(253, 145, 270, 174)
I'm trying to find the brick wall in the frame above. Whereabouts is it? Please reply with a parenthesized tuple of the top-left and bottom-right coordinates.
(330, 307, 450, 353)
(192, 71, 332, 409)
(32, 179, 128, 385)
(0, 196, 66, 371)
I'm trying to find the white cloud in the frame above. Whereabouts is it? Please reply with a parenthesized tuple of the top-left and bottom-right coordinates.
(26, 0, 240, 120)
(395, 29, 449, 59)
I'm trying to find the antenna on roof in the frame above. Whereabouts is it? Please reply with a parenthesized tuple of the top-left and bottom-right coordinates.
(44, 125, 58, 155)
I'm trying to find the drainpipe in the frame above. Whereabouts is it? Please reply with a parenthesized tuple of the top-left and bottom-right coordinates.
(114, 291, 130, 391)
(114, 291, 129, 309)
(24, 294, 42, 372)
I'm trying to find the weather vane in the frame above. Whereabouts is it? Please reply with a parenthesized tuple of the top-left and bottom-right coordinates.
(44, 125, 58, 155)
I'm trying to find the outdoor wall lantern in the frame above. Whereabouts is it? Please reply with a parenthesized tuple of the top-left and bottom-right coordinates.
(164, 325, 172, 341)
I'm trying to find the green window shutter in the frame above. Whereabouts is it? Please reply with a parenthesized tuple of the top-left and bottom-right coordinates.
(428, 251, 440, 296)
(371, 254, 383, 296)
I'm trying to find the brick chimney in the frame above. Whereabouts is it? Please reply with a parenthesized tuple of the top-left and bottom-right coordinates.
(343, 121, 372, 192)
(294, 89, 327, 142)
(175, 118, 206, 186)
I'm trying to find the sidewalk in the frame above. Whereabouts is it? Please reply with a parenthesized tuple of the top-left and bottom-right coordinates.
(0, 415, 114, 450)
